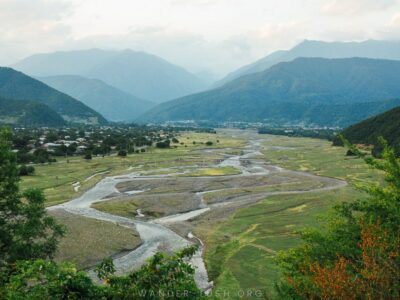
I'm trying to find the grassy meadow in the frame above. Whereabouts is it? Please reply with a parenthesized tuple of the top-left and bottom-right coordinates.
(198, 134, 379, 299)
(20, 132, 244, 206)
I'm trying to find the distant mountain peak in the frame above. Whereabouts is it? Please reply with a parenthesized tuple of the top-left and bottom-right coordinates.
(12, 49, 209, 103)
(214, 39, 400, 87)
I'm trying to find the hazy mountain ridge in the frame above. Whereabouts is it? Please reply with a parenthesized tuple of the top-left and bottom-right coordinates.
(38, 75, 154, 122)
(139, 57, 400, 127)
(13, 49, 207, 103)
(215, 40, 400, 87)
(0, 67, 107, 125)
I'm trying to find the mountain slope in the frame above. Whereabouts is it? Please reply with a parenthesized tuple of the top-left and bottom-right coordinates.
(39, 75, 154, 122)
(334, 105, 400, 155)
(139, 57, 400, 127)
(215, 40, 400, 87)
(0, 96, 66, 127)
(0, 67, 107, 125)
(13, 49, 207, 103)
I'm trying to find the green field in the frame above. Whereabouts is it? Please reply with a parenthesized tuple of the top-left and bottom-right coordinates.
(198, 134, 379, 299)
(21, 132, 244, 206)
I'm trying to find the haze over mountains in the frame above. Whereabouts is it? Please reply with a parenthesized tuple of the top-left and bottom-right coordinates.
(140, 57, 400, 127)
(215, 40, 400, 87)
(2, 39, 400, 128)
(13, 49, 208, 103)
(39, 75, 154, 122)
(0, 67, 106, 125)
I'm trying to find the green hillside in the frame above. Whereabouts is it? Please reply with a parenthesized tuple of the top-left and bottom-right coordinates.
(139, 57, 400, 127)
(0, 96, 65, 127)
(0, 67, 107, 125)
(334, 104, 400, 155)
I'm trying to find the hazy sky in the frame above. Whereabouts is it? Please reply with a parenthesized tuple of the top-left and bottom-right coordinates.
(1, 0, 400, 78)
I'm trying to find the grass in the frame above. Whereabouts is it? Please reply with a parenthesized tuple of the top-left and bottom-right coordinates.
(50, 209, 141, 270)
(180, 166, 241, 177)
(262, 135, 382, 184)
(20, 132, 242, 206)
(197, 134, 378, 299)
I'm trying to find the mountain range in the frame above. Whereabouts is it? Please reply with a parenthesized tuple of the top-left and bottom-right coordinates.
(38, 75, 154, 122)
(0, 67, 106, 125)
(215, 40, 400, 87)
(139, 57, 400, 127)
(12, 49, 207, 103)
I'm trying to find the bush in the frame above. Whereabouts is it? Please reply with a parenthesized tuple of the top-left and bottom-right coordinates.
(205, 141, 213, 146)
(156, 141, 170, 148)
(18, 165, 35, 176)
(276, 137, 400, 299)
(118, 150, 127, 157)
(140, 148, 145, 153)
(84, 152, 92, 160)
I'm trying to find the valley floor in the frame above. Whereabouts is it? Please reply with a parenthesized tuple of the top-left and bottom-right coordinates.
(21, 130, 381, 299)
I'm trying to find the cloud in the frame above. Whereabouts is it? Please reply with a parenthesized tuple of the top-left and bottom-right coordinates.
(0, 0, 75, 64)
(0, 0, 399, 76)
(322, 0, 398, 15)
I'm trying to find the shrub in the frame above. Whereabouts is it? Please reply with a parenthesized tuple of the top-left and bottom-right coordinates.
(118, 150, 127, 157)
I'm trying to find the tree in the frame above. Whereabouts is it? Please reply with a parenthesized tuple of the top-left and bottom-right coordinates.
(84, 151, 92, 160)
(0, 128, 64, 281)
(276, 137, 400, 299)
(118, 150, 127, 157)
(2, 248, 205, 299)
(18, 164, 35, 176)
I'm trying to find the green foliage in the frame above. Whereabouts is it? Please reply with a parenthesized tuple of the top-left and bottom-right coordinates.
(94, 257, 116, 280)
(156, 140, 170, 148)
(333, 106, 400, 157)
(276, 138, 400, 299)
(117, 149, 127, 157)
(0, 128, 64, 277)
(18, 165, 35, 176)
(1, 260, 102, 300)
(106, 246, 205, 299)
(1, 247, 204, 299)
(84, 151, 93, 160)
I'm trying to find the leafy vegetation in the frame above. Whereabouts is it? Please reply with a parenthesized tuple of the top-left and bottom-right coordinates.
(0, 128, 64, 281)
(140, 58, 400, 127)
(276, 139, 400, 299)
(333, 106, 400, 157)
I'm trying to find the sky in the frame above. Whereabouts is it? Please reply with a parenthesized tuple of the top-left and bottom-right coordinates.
(0, 0, 400, 78)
